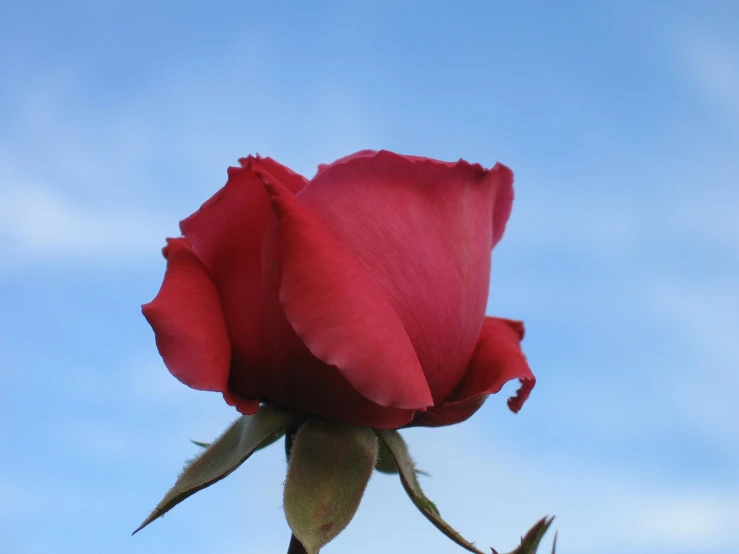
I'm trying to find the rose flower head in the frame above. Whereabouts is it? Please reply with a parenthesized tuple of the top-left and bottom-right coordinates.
(142, 150, 535, 429)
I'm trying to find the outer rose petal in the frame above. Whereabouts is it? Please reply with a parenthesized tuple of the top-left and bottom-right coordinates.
(411, 317, 535, 427)
(248, 155, 308, 194)
(223, 388, 261, 416)
(491, 163, 513, 247)
(299, 150, 511, 402)
(316, 150, 515, 246)
(315, 149, 376, 174)
(179, 156, 306, 400)
(252, 159, 434, 410)
(142, 238, 243, 400)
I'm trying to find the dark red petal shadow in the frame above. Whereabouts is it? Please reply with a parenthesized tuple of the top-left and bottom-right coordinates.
(255, 351, 418, 429)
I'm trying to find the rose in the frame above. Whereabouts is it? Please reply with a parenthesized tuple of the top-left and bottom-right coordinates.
(142, 150, 535, 429)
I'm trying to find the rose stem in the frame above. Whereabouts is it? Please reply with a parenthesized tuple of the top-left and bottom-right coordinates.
(286, 533, 310, 554)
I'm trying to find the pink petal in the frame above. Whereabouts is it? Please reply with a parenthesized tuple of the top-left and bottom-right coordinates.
(411, 317, 535, 427)
(223, 388, 260, 415)
(252, 159, 434, 410)
(246, 155, 308, 194)
(316, 150, 376, 174)
(490, 163, 514, 247)
(179, 156, 307, 398)
(409, 396, 488, 428)
(141, 238, 233, 392)
(298, 150, 512, 402)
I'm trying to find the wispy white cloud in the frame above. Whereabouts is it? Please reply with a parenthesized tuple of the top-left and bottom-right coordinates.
(0, 478, 40, 519)
(506, 168, 739, 266)
(345, 425, 739, 554)
(677, 30, 739, 128)
(0, 65, 381, 271)
(641, 276, 739, 454)
(0, 182, 174, 267)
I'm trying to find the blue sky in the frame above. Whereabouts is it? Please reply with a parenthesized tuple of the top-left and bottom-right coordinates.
(1, 1, 738, 553)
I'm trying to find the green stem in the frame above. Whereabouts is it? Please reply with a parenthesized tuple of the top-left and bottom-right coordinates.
(287, 534, 309, 554)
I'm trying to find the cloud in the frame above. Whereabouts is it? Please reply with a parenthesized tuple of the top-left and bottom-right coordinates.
(347, 424, 739, 554)
(0, 182, 175, 268)
(641, 275, 739, 454)
(675, 30, 739, 129)
(0, 63, 381, 272)
(0, 478, 40, 519)
(505, 168, 739, 268)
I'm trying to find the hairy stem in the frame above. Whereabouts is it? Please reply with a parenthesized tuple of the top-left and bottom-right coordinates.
(286, 533, 309, 554)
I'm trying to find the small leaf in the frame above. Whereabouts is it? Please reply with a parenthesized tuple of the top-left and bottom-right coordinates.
(284, 419, 378, 554)
(375, 429, 485, 554)
(374, 438, 430, 476)
(503, 516, 555, 554)
(374, 437, 399, 474)
(134, 404, 302, 534)
(191, 426, 285, 452)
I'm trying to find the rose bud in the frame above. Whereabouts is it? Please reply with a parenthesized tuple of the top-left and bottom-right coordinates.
(142, 150, 534, 429)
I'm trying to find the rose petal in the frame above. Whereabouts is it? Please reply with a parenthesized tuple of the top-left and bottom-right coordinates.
(179, 156, 307, 398)
(246, 155, 308, 194)
(223, 387, 260, 415)
(491, 163, 514, 247)
(298, 150, 510, 402)
(252, 159, 434, 410)
(142, 238, 233, 393)
(408, 396, 488, 427)
(411, 317, 535, 427)
(316, 149, 503, 175)
(316, 150, 376, 174)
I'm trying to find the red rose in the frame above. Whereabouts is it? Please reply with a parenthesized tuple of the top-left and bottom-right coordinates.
(142, 150, 534, 429)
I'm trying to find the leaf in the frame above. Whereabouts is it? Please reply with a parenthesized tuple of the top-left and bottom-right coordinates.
(502, 516, 555, 554)
(284, 419, 378, 554)
(375, 429, 485, 554)
(374, 438, 430, 476)
(374, 437, 399, 474)
(190, 426, 285, 452)
(133, 404, 302, 534)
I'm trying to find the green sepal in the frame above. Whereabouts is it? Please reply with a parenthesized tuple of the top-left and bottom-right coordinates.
(375, 429, 485, 554)
(496, 516, 556, 554)
(374, 437, 398, 474)
(133, 404, 302, 534)
(374, 437, 429, 476)
(190, 425, 285, 452)
(284, 419, 378, 554)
